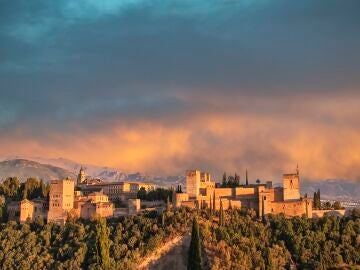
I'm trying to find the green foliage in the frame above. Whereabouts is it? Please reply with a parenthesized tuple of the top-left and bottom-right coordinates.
(0, 207, 193, 270)
(137, 187, 172, 202)
(219, 200, 224, 226)
(221, 173, 241, 188)
(188, 217, 202, 270)
(0, 177, 49, 202)
(333, 201, 342, 210)
(95, 217, 111, 269)
(0, 177, 21, 199)
(201, 208, 360, 270)
(313, 189, 322, 209)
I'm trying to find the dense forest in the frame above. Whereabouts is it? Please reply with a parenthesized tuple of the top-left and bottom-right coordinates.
(0, 205, 359, 269)
(1, 177, 359, 269)
(0, 207, 192, 270)
(200, 208, 360, 270)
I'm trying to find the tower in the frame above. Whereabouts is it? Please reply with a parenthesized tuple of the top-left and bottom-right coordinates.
(186, 170, 201, 199)
(77, 166, 86, 185)
(47, 178, 74, 224)
(245, 170, 249, 186)
(283, 165, 301, 201)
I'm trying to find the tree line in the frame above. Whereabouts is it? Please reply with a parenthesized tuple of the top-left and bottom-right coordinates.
(0, 207, 193, 270)
(195, 207, 360, 270)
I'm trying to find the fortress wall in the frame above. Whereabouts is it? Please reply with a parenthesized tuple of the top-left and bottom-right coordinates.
(96, 203, 113, 218)
(173, 193, 189, 208)
(214, 188, 233, 198)
(229, 199, 242, 209)
(235, 187, 256, 196)
(270, 200, 308, 217)
(181, 200, 196, 209)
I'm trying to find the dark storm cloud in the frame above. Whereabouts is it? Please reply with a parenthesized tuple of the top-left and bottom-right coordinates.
(1, 0, 360, 178)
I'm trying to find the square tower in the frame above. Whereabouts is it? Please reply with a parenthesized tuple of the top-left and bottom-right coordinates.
(48, 179, 74, 223)
(186, 170, 201, 199)
(283, 173, 300, 200)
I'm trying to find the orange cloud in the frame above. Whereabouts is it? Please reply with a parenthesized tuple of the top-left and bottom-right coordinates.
(0, 94, 359, 182)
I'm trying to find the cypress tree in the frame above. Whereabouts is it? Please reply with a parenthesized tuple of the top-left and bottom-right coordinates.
(234, 173, 240, 186)
(162, 213, 165, 227)
(212, 191, 215, 211)
(95, 217, 110, 270)
(317, 189, 321, 209)
(40, 179, 47, 198)
(246, 170, 249, 186)
(222, 173, 227, 187)
(166, 196, 171, 212)
(188, 217, 202, 270)
(219, 200, 224, 226)
(209, 196, 212, 215)
(313, 191, 317, 209)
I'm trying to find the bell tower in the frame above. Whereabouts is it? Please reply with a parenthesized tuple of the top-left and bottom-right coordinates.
(77, 166, 86, 185)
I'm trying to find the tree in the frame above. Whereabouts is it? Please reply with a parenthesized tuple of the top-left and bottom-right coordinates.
(333, 201, 341, 210)
(313, 189, 321, 209)
(95, 217, 110, 270)
(227, 176, 235, 187)
(222, 173, 227, 187)
(209, 196, 212, 214)
(219, 200, 224, 226)
(234, 173, 240, 186)
(0, 177, 20, 199)
(188, 217, 202, 270)
(40, 179, 47, 198)
(166, 196, 171, 212)
(313, 191, 318, 209)
(212, 191, 216, 211)
(137, 187, 147, 200)
(246, 170, 249, 186)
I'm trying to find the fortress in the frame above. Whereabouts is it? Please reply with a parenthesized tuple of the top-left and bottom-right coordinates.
(7, 168, 154, 224)
(7, 166, 313, 224)
(173, 167, 313, 218)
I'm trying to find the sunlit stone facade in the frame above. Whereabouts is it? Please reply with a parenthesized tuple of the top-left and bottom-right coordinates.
(175, 168, 312, 218)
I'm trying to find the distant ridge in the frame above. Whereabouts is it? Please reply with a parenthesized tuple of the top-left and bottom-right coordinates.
(0, 159, 76, 182)
(302, 180, 360, 200)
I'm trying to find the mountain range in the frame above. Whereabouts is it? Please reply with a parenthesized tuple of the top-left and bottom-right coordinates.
(0, 156, 184, 187)
(0, 156, 358, 200)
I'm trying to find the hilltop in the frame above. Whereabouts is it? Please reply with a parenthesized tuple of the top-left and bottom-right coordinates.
(0, 159, 76, 182)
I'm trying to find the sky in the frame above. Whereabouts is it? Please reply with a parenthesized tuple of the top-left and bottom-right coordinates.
(1, 0, 360, 182)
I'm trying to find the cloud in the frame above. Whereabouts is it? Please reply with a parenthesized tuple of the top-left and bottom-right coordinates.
(0, 94, 359, 182)
(0, 1, 360, 181)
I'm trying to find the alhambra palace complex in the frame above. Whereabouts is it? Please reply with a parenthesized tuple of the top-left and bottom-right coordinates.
(174, 167, 313, 218)
(8, 166, 314, 224)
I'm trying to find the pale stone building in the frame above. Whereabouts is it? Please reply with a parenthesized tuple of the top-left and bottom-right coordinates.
(7, 198, 48, 223)
(174, 168, 313, 218)
(74, 191, 113, 219)
(76, 168, 155, 202)
(47, 178, 75, 224)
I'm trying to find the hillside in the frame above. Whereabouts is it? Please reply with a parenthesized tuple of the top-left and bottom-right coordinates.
(302, 180, 360, 200)
(0, 159, 76, 182)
